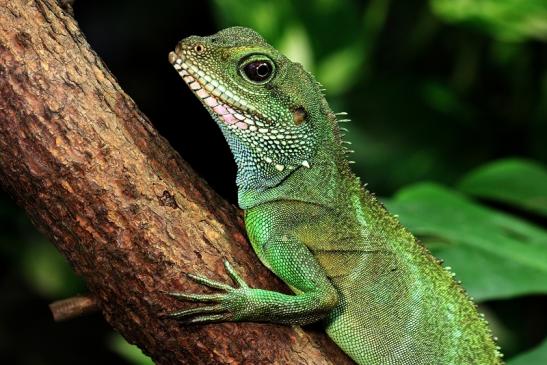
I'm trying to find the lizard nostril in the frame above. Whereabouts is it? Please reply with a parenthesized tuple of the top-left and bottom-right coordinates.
(194, 44, 205, 53)
(175, 42, 184, 54)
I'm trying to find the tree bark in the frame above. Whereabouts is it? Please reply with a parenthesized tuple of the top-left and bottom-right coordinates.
(0, 1, 353, 364)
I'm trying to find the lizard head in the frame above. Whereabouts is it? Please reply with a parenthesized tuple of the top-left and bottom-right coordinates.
(169, 27, 338, 190)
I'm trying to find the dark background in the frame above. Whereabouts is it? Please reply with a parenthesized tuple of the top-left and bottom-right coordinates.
(1, 0, 546, 364)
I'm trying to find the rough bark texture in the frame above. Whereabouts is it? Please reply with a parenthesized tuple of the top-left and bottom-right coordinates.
(0, 1, 355, 364)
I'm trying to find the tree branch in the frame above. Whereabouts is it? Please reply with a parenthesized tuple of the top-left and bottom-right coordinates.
(0, 1, 353, 364)
(49, 295, 99, 321)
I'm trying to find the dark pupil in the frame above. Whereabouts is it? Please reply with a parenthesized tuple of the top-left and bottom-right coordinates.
(244, 61, 272, 82)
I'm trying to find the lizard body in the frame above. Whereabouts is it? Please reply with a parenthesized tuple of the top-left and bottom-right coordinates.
(167, 27, 503, 365)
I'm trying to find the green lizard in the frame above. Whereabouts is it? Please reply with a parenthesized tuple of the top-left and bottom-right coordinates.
(166, 27, 504, 365)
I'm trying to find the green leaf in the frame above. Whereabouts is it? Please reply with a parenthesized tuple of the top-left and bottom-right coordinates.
(430, 0, 547, 42)
(385, 183, 547, 301)
(459, 158, 547, 218)
(508, 338, 547, 365)
(109, 333, 154, 365)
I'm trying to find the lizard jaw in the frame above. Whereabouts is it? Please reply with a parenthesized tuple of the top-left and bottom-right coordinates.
(169, 52, 266, 132)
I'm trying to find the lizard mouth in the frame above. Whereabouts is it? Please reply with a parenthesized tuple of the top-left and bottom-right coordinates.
(169, 51, 265, 132)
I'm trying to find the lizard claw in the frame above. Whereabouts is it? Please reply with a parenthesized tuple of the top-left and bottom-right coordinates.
(163, 260, 252, 323)
(182, 314, 227, 324)
(166, 305, 223, 319)
(167, 291, 225, 303)
(186, 273, 233, 291)
(224, 260, 249, 289)
(163, 304, 229, 324)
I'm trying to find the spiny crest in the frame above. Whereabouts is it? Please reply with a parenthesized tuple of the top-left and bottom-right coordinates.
(315, 80, 327, 95)
(333, 111, 355, 160)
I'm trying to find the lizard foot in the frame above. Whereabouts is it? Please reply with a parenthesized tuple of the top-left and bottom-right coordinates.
(165, 260, 254, 324)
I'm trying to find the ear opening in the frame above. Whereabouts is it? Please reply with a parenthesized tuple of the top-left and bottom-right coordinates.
(292, 106, 308, 125)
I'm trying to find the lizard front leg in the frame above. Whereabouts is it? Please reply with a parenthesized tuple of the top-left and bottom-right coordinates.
(165, 236, 339, 325)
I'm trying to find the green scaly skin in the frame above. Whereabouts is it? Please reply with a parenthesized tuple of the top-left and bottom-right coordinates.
(166, 27, 504, 365)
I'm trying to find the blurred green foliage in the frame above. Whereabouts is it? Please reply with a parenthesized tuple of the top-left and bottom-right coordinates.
(386, 174, 547, 302)
(509, 338, 547, 365)
(431, 0, 547, 42)
(212, 0, 390, 94)
(459, 159, 547, 217)
(1, 0, 546, 364)
(20, 240, 85, 298)
(109, 334, 154, 365)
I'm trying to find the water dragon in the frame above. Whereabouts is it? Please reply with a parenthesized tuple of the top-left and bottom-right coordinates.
(166, 27, 503, 365)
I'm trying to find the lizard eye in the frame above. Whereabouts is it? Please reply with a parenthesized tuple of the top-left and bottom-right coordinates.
(241, 59, 274, 83)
